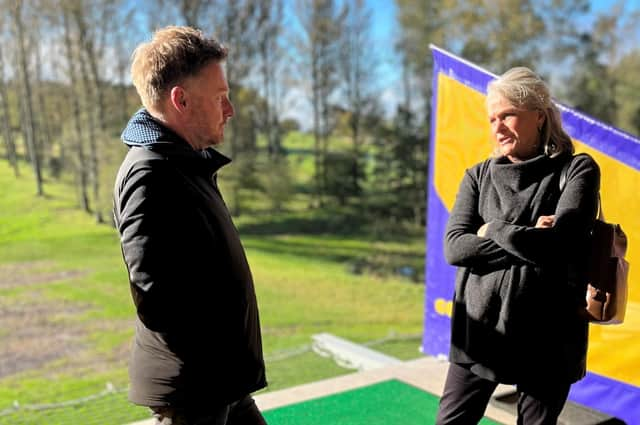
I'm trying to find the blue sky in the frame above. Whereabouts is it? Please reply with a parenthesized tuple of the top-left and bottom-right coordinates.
(104, 0, 639, 126)
(346, 0, 640, 122)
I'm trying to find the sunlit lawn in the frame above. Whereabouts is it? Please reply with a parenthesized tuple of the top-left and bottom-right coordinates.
(0, 144, 425, 424)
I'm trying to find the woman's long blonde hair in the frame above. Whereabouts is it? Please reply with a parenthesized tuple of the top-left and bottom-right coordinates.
(487, 67, 574, 157)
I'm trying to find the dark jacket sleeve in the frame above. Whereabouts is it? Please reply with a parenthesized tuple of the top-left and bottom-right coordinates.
(116, 162, 206, 333)
(444, 165, 516, 268)
(484, 154, 600, 266)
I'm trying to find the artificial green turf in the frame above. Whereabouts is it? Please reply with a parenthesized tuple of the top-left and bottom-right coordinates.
(263, 379, 502, 425)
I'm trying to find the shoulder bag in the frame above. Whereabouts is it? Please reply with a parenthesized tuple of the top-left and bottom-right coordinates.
(559, 156, 629, 324)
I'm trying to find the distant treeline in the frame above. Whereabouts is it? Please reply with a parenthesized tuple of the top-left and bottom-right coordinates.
(1, 0, 639, 228)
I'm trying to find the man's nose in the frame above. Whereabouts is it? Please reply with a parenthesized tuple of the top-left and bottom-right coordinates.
(224, 99, 235, 118)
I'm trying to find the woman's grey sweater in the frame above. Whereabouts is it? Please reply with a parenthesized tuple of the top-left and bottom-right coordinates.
(444, 153, 600, 384)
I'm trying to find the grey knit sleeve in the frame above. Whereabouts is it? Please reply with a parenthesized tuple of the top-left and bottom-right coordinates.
(484, 154, 600, 265)
(444, 167, 516, 268)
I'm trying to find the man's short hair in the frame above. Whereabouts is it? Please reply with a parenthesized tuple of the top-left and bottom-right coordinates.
(131, 26, 228, 111)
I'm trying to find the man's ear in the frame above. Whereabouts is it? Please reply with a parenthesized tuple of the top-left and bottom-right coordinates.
(169, 86, 187, 112)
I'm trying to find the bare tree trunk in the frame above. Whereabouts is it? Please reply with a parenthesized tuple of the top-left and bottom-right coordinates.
(214, 1, 259, 217)
(320, 91, 329, 202)
(311, 54, 322, 206)
(257, 0, 283, 157)
(11, 0, 43, 196)
(296, 0, 345, 206)
(63, 7, 90, 213)
(33, 25, 54, 176)
(114, 24, 131, 125)
(341, 0, 372, 195)
(401, 53, 412, 112)
(226, 61, 241, 216)
(73, 4, 105, 223)
(261, 42, 273, 154)
(78, 49, 101, 220)
(0, 44, 19, 176)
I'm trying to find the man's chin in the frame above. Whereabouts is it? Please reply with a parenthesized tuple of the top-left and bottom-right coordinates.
(213, 131, 225, 146)
(208, 135, 225, 147)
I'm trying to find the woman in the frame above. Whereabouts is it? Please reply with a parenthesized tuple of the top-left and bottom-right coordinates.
(435, 67, 600, 425)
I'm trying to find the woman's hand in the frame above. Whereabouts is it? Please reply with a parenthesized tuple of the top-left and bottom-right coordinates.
(477, 223, 489, 237)
(535, 215, 555, 228)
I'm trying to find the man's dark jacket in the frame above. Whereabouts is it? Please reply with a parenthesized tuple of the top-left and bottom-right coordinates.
(113, 109, 266, 408)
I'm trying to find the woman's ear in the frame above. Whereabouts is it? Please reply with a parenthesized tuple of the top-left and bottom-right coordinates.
(537, 111, 546, 130)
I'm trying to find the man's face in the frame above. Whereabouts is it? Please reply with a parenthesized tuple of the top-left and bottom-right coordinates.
(182, 61, 234, 149)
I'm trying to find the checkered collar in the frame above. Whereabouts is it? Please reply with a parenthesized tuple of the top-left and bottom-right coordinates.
(121, 108, 231, 173)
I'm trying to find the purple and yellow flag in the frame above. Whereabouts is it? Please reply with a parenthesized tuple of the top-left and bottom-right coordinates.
(423, 46, 640, 423)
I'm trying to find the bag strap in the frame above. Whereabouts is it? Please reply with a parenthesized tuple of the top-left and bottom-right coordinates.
(559, 155, 603, 220)
(559, 159, 570, 193)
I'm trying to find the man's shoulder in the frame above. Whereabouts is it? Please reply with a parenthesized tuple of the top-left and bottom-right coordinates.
(120, 146, 174, 173)
(115, 146, 175, 190)
(125, 145, 168, 162)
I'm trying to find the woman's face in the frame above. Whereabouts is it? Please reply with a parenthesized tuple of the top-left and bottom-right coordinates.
(487, 93, 544, 162)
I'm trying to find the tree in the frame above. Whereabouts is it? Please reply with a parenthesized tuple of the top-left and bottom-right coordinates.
(612, 49, 640, 136)
(113, 8, 135, 124)
(631, 105, 640, 137)
(339, 0, 377, 197)
(369, 105, 427, 226)
(393, 1, 450, 228)
(177, 0, 208, 28)
(295, 0, 346, 206)
(32, 11, 55, 177)
(324, 151, 359, 206)
(256, 0, 285, 157)
(213, 0, 261, 216)
(537, 0, 591, 64)
(565, 33, 617, 124)
(10, 0, 43, 195)
(62, 2, 90, 213)
(582, 3, 640, 133)
(450, 0, 544, 73)
(71, 0, 118, 223)
(396, 0, 448, 120)
(563, 4, 634, 125)
(0, 27, 19, 176)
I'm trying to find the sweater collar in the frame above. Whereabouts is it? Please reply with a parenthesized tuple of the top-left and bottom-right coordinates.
(492, 153, 550, 170)
(490, 154, 552, 190)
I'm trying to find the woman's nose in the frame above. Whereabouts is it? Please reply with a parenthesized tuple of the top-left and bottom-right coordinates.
(492, 118, 506, 133)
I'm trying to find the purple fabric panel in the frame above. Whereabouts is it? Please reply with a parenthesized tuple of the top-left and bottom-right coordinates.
(422, 189, 456, 356)
(569, 372, 640, 424)
(424, 48, 493, 357)
(425, 46, 640, 421)
(432, 46, 640, 169)
(561, 105, 640, 170)
(431, 47, 495, 94)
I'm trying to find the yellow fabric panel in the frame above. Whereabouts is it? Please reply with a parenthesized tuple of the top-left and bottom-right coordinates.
(575, 143, 640, 385)
(433, 74, 640, 386)
(433, 74, 492, 210)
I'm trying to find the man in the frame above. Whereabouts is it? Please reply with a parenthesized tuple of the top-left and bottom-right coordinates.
(113, 26, 267, 425)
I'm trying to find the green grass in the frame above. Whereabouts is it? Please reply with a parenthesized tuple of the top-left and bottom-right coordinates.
(0, 142, 425, 424)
